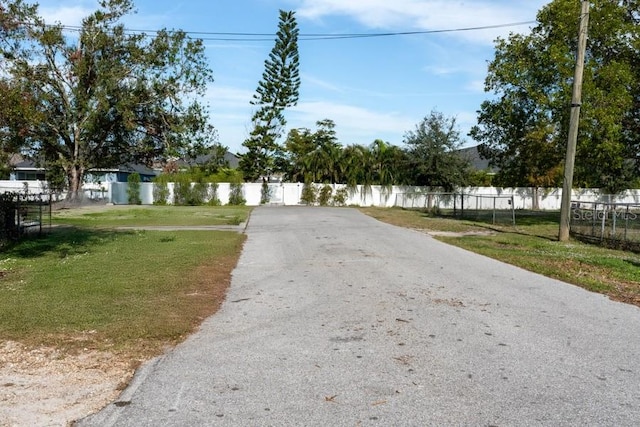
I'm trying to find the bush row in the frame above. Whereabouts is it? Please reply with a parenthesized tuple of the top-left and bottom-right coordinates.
(127, 176, 354, 207)
(151, 181, 246, 206)
(300, 183, 349, 207)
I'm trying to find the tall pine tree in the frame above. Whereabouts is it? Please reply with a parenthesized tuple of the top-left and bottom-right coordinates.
(240, 10, 300, 182)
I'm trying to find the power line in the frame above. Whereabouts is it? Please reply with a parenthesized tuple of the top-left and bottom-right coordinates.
(299, 21, 537, 41)
(51, 20, 537, 42)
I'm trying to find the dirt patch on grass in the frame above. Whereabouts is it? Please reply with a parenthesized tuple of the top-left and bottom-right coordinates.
(0, 341, 134, 427)
(426, 230, 496, 237)
(0, 252, 239, 426)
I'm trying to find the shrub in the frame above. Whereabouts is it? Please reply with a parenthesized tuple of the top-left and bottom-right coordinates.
(127, 173, 142, 205)
(318, 184, 333, 206)
(260, 180, 271, 205)
(228, 183, 246, 206)
(188, 182, 208, 206)
(333, 187, 348, 207)
(173, 176, 191, 206)
(153, 180, 169, 205)
(300, 182, 317, 206)
(210, 168, 244, 184)
(173, 179, 210, 206)
(207, 183, 221, 206)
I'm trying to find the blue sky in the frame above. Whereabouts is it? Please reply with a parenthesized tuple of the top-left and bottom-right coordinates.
(34, 0, 550, 154)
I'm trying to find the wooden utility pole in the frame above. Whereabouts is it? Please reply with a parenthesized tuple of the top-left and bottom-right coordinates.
(559, 0, 590, 241)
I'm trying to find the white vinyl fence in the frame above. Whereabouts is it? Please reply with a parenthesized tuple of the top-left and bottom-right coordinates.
(3, 180, 640, 210)
(98, 183, 640, 209)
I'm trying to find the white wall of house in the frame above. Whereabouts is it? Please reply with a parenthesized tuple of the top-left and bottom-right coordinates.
(85, 171, 119, 184)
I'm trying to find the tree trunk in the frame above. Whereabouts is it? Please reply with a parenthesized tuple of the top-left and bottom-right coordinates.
(532, 187, 540, 210)
(65, 165, 85, 203)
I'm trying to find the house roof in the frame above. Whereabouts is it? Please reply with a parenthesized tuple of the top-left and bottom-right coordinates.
(11, 157, 157, 176)
(181, 150, 240, 169)
(13, 159, 44, 170)
(90, 164, 158, 176)
(458, 145, 495, 172)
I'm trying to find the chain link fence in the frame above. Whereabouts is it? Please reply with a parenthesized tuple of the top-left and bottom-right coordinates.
(0, 192, 52, 245)
(394, 192, 516, 226)
(570, 201, 640, 251)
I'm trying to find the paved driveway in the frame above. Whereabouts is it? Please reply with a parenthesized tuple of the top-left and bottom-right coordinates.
(80, 207, 640, 426)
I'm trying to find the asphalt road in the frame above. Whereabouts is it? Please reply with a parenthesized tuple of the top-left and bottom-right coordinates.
(79, 206, 640, 426)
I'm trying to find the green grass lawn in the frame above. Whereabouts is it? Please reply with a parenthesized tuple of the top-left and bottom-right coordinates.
(361, 207, 640, 306)
(5, 204, 639, 358)
(52, 205, 251, 227)
(0, 206, 249, 358)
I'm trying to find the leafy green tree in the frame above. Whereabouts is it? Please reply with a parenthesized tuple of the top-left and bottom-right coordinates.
(282, 119, 342, 183)
(370, 139, 408, 186)
(127, 172, 142, 205)
(0, 0, 214, 201)
(0, 0, 36, 56)
(304, 119, 342, 184)
(281, 120, 407, 187)
(282, 127, 314, 182)
(471, 0, 640, 193)
(468, 169, 494, 187)
(240, 10, 300, 182)
(341, 144, 373, 189)
(404, 111, 471, 191)
(201, 143, 230, 175)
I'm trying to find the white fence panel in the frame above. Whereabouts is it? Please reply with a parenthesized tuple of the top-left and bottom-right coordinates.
(0, 180, 47, 194)
(5, 179, 640, 209)
(101, 184, 640, 208)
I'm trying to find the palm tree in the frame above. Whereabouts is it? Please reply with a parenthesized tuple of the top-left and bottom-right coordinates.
(283, 127, 314, 182)
(298, 119, 342, 184)
(370, 139, 405, 186)
(341, 144, 374, 192)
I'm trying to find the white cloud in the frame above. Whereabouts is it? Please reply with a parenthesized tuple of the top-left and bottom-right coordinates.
(289, 101, 416, 145)
(36, 0, 175, 32)
(424, 65, 463, 76)
(206, 85, 254, 110)
(465, 79, 486, 94)
(302, 74, 344, 93)
(207, 87, 419, 149)
(455, 110, 479, 130)
(204, 85, 255, 151)
(295, 0, 548, 45)
(39, 5, 92, 26)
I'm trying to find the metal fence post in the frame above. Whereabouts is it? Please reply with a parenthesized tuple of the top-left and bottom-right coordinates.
(625, 205, 629, 242)
(492, 197, 496, 225)
(38, 194, 43, 235)
(16, 194, 21, 238)
(600, 205, 606, 242)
